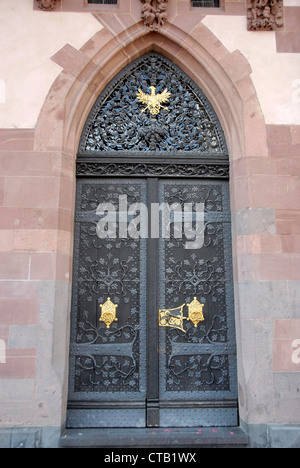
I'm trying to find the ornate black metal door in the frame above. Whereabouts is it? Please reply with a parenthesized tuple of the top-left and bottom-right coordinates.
(67, 52, 238, 429)
(67, 179, 148, 427)
(156, 179, 237, 427)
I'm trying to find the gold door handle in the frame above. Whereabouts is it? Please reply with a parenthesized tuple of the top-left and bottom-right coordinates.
(159, 304, 186, 333)
(159, 297, 204, 333)
(99, 297, 118, 329)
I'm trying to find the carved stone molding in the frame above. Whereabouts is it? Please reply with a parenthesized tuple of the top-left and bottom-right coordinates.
(36, 0, 58, 11)
(140, 0, 168, 31)
(247, 0, 284, 31)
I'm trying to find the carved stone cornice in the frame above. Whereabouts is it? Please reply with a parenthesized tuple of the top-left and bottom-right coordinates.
(140, 0, 168, 31)
(36, 0, 58, 11)
(247, 0, 284, 31)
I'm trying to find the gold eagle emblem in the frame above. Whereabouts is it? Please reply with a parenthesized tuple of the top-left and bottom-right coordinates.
(136, 86, 171, 115)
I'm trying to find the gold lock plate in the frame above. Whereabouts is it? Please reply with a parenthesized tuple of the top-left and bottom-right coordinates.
(99, 297, 118, 329)
(187, 297, 205, 328)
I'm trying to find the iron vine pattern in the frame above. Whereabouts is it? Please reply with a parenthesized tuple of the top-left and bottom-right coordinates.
(69, 180, 147, 397)
(76, 161, 230, 179)
(79, 52, 227, 155)
(70, 180, 236, 400)
(159, 181, 236, 398)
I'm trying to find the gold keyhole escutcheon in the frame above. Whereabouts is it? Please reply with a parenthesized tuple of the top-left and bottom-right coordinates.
(99, 297, 118, 329)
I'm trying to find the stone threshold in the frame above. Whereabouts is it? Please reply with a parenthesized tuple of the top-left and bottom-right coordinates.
(61, 426, 249, 448)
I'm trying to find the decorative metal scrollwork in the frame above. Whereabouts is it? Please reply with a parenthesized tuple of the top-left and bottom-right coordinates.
(76, 161, 230, 179)
(159, 304, 186, 333)
(69, 180, 146, 397)
(160, 180, 236, 396)
(79, 52, 228, 155)
(159, 298, 204, 333)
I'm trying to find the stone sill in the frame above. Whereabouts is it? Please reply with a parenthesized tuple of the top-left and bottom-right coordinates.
(61, 426, 249, 448)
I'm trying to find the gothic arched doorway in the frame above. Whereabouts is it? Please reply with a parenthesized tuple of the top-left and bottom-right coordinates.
(66, 52, 238, 429)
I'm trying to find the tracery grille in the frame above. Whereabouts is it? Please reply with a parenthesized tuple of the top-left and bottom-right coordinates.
(79, 52, 227, 155)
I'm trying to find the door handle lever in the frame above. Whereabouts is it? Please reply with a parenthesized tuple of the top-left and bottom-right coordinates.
(159, 297, 204, 333)
(159, 304, 186, 333)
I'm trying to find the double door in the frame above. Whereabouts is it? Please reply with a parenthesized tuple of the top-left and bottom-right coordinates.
(67, 176, 237, 428)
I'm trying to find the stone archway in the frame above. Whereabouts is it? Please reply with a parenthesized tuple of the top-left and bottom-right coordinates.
(67, 51, 237, 431)
(33, 20, 265, 433)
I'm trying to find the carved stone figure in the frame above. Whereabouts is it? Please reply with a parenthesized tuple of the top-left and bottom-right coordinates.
(141, 0, 156, 29)
(247, 0, 283, 31)
(156, 0, 168, 29)
(140, 0, 169, 31)
(36, 0, 58, 11)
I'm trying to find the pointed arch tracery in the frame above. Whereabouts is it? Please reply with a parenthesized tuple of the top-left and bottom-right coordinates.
(79, 52, 228, 156)
(77, 52, 229, 179)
